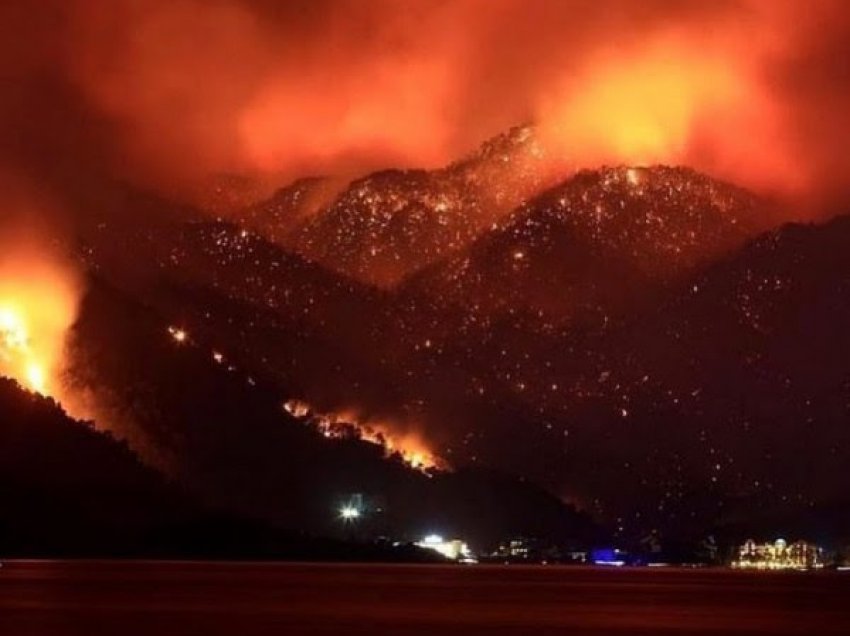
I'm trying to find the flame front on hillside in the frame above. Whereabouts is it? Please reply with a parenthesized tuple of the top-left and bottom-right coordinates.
(0, 250, 81, 407)
(284, 399, 446, 473)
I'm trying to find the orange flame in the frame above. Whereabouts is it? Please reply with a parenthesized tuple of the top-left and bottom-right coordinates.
(284, 400, 446, 472)
(0, 250, 81, 408)
(359, 424, 443, 472)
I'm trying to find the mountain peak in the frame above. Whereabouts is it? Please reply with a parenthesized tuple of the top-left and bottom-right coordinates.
(404, 165, 766, 324)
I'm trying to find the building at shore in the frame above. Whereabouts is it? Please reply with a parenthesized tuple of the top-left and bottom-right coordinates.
(732, 538, 824, 570)
(416, 535, 475, 562)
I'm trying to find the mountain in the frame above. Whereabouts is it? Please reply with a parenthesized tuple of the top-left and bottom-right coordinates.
(591, 214, 850, 507)
(69, 142, 849, 542)
(0, 373, 460, 560)
(0, 375, 188, 554)
(238, 176, 341, 245)
(426, 213, 850, 535)
(403, 166, 764, 327)
(80, 212, 400, 411)
(245, 126, 555, 287)
(62, 273, 599, 548)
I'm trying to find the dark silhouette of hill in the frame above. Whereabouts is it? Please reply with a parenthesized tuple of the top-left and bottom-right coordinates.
(0, 375, 452, 560)
(438, 214, 850, 536)
(80, 213, 403, 415)
(574, 214, 850, 523)
(64, 275, 601, 550)
(354, 212, 850, 538)
(0, 376, 187, 554)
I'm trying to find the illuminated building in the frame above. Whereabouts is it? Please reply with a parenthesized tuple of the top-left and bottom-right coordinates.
(732, 538, 824, 571)
(416, 535, 474, 562)
(506, 538, 531, 559)
(494, 537, 533, 560)
(489, 538, 586, 564)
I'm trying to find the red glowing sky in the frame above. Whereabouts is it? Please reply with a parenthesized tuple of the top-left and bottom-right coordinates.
(2, 0, 850, 216)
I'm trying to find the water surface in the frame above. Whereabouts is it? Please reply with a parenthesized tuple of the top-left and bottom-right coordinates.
(1, 561, 848, 635)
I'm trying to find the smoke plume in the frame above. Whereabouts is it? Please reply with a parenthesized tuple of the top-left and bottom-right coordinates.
(1, 1, 849, 219)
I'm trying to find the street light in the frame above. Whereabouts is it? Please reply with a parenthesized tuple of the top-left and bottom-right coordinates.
(339, 505, 361, 521)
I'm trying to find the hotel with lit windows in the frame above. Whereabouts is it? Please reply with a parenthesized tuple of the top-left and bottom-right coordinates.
(733, 539, 824, 571)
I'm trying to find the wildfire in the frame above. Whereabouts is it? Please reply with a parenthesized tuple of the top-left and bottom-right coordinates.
(163, 327, 444, 472)
(0, 251, 80, 402)
(359, 425, 439, 471)
(284, 399, 445, 473)
(0, 307, 46, 393)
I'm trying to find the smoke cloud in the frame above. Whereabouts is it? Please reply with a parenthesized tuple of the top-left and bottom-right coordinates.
(1, 0, 849, 217)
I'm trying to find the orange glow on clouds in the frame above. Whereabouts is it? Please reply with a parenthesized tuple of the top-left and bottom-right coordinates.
(240, 56, 456, 173)
(540, 39, 743, 165)
(59, 1, 849, 213)
(537, 34, 799, 194)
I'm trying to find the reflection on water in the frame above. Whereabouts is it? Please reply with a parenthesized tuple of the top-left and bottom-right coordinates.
(0, 561, 849, 635)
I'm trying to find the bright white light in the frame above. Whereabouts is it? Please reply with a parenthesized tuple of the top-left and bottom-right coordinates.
(416, 535, 472, 561)
(339, 506, 361, 520)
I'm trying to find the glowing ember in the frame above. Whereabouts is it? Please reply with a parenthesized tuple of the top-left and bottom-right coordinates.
(168, 326, 188, 343)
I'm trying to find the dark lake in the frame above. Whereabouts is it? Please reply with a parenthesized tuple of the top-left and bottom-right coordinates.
(1, 561, 848, 635)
